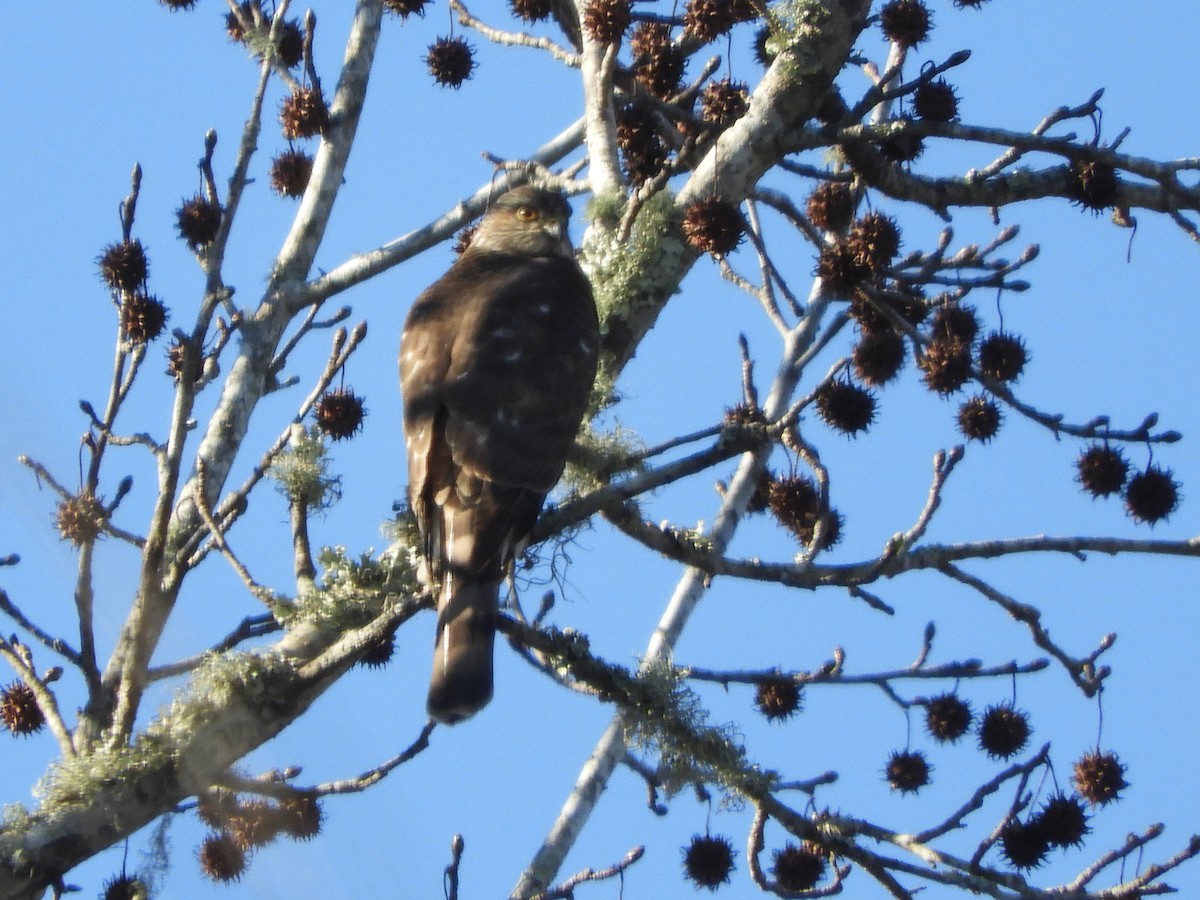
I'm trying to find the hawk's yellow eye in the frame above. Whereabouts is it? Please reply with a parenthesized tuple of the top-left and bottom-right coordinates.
(515, 206, 539, 222)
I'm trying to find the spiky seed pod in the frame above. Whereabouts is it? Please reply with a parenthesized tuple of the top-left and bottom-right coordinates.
(384, 0, 432, 16)
(1075, 443, 1129, 498)
(101, 874, 147, 900)
(278, 794, 323, 840)
(269, 148, 314, 198)
(280, 87, 329, 138)
(314, 388, 366, 441)
(925, 693, 972, 743)
(699, 79, 750, 129)
(892, 284, 930, 326)
(616, 103, 668, 185)
(196, 790, 241, 829)
(886, 749, 931, 794)
(55, 492, 106, 546)
(766, 475, 840, 549)
(723, 402, 768, 429)
(582, 0, 631, 44)
(918, 338, 972, 395)
(806, 182, 855, 233)
(931, 301, 978, 345)
(754, 677, 802, 722)
(1, 682, 45, 736)
(817, 241, 871, 294)
(176, 196, 222, 251)
(752, 26, 777, 67)
(197, 832, 245, 882)
(912, 78, 959, 122)
(1073, 750, 1128, 806)
(682, 197, 745, 256)
(815, 379, 876, 435)
(953, 0, 988, 6)
(631, 22, 685, 99)
(999, 819, 1049, 871)
(1037, 793, 1090, 848)
(847, 212, 901, 273)
(682, 834, 736, 890)
(683, 0, 759, 42)
(275, 19, 305, 69)
(426, 37, 476, 88)
(159, 0, 198, 9)
(853, 329, 906, 386)
(957, 393, 1002, 442)
(510, 0, 554, 21)
(878, 114, 925, 163)
(978, 330, 1027, 382)
(1124, 465, 1180, 525)
(772, 843, 826, 892)
(227, 800, 285, 851)
(98, 239, 149, 293)
(121, 292, 169, 345)
(880, 0, 933, 48)
(1068, 159, 1119, 213)
(358, 631, 397, 669)
(978, 703, 1031, 760)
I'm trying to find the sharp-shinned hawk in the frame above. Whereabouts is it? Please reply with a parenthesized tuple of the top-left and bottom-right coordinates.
(399, 185, 599, 723)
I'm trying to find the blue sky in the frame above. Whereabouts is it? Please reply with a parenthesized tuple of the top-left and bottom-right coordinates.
(1, 2, 1198, 897)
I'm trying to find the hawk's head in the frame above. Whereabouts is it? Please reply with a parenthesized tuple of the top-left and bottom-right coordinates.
(467, 185, 576, 259)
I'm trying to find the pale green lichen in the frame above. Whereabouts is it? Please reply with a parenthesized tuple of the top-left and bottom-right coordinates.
(562, 422, 647, 495)
(761, 0, 835, 76)
(276, 546, 401, 634)
(268, 426, 341, 511)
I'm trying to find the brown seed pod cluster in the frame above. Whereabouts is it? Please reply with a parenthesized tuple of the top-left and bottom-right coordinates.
(1037, 793, 1090, 848)
(197, 832, 246, 883)
(176, 196, 222, 251)
(682, 197, 746, 257)
(924, 693, 972, 743)
(852, 328, 906, 386)
(1, 682, 45, 736)
(278, 794, 324, 840)
(699, 78, 750, 130)
(816, 240, 871, 294)
(1068, 159, 1119, 214)
(913, 78, 959, 122)
(771, 843, 826, 892)
(957, 393, 1002, 442)
(510, 0, 553, 22)
(999, 818, 1049, 871)
(977, 703, 1030, 760)
(879, 0, 933, 49)
(815, 378, 876, 435)
(269, 149, 315, 198)
(617, 103, 669, 186)
(631, 23, 684, 99)
(1124, 465, 1179, 525)
(121, 292, 169, 346)
(886, 749, 931, 794)
(878, 114, 925, 164)
(683, 0, 759, 42)
(978, 330, 1027, 382)
(806, 182, 855, 233)
(158, 0, 198, 10)
(101, 874, 147, 900)
(754, 677, 802, 722)
(314, 388, 367, 441)
(426, 37, 477, 88)
(98, 239, 149, 293)
(847, 212, 902, 275)
(280, 87, 329, 138)
(55, 492, 106, 547)
(766, 475, 840, 549)
(917, 337, 972, 395)
(1075, 443, 1129, 498)
(357, 630, 397, 669)
(1073, 750, 1127, 807)
(384, 0, 432, 17)
(582, 0, 631, 44)
(682, 833, 736, 889)
(930, 301, 978, 345)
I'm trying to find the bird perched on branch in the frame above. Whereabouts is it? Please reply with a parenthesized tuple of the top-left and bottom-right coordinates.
(399, 185, 599, 723)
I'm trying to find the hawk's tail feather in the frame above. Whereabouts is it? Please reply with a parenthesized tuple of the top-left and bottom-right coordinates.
(427, 575, 497, 724)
